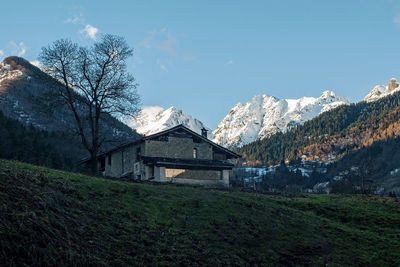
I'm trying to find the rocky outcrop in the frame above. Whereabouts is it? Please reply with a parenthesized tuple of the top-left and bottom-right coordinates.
(0, 56, 140, 157)
(212, 91, 352, 148)
(128, 106, 213, 139)
(388, 78, 399, 92)
(364, 78, 400, 102)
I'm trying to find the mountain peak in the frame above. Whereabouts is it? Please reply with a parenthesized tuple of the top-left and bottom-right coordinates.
(129, 106, 213, 138)
(3, 56, 31, 68)
(167, 106, 177, 111)
(0, 59, 25, 86)
(364, 78, 400, 102)
(0, 57, 43, 87)
(0, 55, 137, 155)
(388, 78, 399, 92)
(213, 90, 352, 148)
(320, 90, 335, 98)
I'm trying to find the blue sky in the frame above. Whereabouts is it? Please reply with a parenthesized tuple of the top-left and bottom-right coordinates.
(2, 0, 400, 128)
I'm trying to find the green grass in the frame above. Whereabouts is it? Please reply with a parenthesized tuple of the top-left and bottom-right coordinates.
(1, 159, 400, 266)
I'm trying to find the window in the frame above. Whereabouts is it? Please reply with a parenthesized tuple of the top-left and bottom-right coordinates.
(136, 147, 141, 160)
(193, 148, 197, 159)
(154, 135, 168, 142)
(193, 137, 202, 143)
(108, 154, 112, 166)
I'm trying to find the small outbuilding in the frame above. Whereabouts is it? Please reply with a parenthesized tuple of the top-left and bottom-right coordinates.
(90, 125, 240, 187)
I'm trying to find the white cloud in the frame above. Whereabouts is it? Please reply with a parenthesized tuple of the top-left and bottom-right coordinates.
(80, 24, 99, 40)
(65, 14, 84, 25)
(394, 15, 400, 26)
(65, 14, 99, 40)
(156, 58, 168, 72)
(138, 28, 177, 55)
(0, 50, 3, 59)
(159, 64, 168, 72)
(183, 53, 197, 62)
(156, 33, 176, 54)
(10, 41, 26, 57)
(137, 39, 151, 49)
(226, 60, 234, 65)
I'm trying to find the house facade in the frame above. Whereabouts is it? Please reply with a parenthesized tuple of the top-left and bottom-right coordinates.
(95, 125, 240, 187)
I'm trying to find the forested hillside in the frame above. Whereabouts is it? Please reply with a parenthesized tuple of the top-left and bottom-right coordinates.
(0, 110, 77, 170)
(237, 91, 400, 166)
(0, 56, 141, 159)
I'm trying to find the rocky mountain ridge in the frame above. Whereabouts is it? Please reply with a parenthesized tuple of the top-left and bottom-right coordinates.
(131, 79, 399, 149)
(0, 56, 140, 159)
(3, 56, 400, 152)
(213, 90, 352, 148)
(128, 106, 213, 138)
(363, 78, 400, 102)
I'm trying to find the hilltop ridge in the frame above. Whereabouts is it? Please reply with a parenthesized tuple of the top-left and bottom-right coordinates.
(0, 56, 140, 162)
(1, 159, 400, 265)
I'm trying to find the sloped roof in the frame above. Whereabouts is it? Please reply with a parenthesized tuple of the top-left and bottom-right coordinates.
(143, 124, 240, 158)
(80, 124, 240, 163)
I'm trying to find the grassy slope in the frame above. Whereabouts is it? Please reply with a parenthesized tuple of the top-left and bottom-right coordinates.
(1, 159, 400, 266)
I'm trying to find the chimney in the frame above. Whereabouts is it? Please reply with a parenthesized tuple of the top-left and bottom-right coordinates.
(201, 127, 208, 138)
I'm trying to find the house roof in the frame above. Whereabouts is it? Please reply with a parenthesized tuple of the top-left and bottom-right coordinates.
(79, 124, 241, 163)
(141, 156, 235, 170)
(143, 124, 241, 158)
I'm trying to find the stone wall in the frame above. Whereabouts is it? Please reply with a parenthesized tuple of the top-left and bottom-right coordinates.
(103, 143, 142, 177)
(165, 168, 222, 180)
(99, 133, 234, 188)
(145, 136, 212, 160)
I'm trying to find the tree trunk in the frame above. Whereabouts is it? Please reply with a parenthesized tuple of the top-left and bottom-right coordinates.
(90, 150, 98, 175)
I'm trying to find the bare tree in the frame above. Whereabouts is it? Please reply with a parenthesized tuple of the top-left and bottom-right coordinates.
(39, 34, 140, 174)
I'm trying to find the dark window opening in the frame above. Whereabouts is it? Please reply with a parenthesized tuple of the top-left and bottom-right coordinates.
(193, 137, 202, 143)
(150, 166, 154, 179)
(136, 147, 141, 160)
(108, 154, 112, 166)
(100, 157, 106, 172)
(213, 153, 226, 160)
(155, 135, 168, 142)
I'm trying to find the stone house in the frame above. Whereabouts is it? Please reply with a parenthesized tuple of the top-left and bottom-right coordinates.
(93, 125, 240, 187)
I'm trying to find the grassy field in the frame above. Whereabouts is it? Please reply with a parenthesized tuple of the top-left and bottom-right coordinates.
(1, 159, 400, 266)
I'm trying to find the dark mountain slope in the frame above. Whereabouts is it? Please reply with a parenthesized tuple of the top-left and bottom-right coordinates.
(0, 110, 75, 170)
(324, 136, 400, 195)
(237, 90, 400, 166)
(0, 56, 140, 161)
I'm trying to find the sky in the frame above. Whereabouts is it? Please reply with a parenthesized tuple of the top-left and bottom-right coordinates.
(2, 0, 400, 129)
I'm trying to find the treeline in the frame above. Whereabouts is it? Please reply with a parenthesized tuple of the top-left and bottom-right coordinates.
(261, 163, 325, 192)
(0, 110, 77, 170)
(237, 91, 400, 166)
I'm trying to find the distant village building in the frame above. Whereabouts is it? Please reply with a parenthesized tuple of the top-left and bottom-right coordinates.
(86, 125, 240, 187)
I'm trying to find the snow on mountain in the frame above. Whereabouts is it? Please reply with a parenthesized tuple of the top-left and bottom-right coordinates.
(0, 56, 138, 151)
(129, 106, 213, 138)
(212, 90, 352, 148)
(363, 78, 400, 102)
(0, 62, 23, 85)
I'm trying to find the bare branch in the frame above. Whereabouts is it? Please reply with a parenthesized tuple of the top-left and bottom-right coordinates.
(38, 34, 140, 174)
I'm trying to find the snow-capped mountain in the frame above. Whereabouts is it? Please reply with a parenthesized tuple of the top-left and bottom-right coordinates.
(363, 78, 400, 102)
(0, 56, 139, 157)
(129, 106, 213, 139)
(212, 90, 352, 148)
(0, 62, 24, 85)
